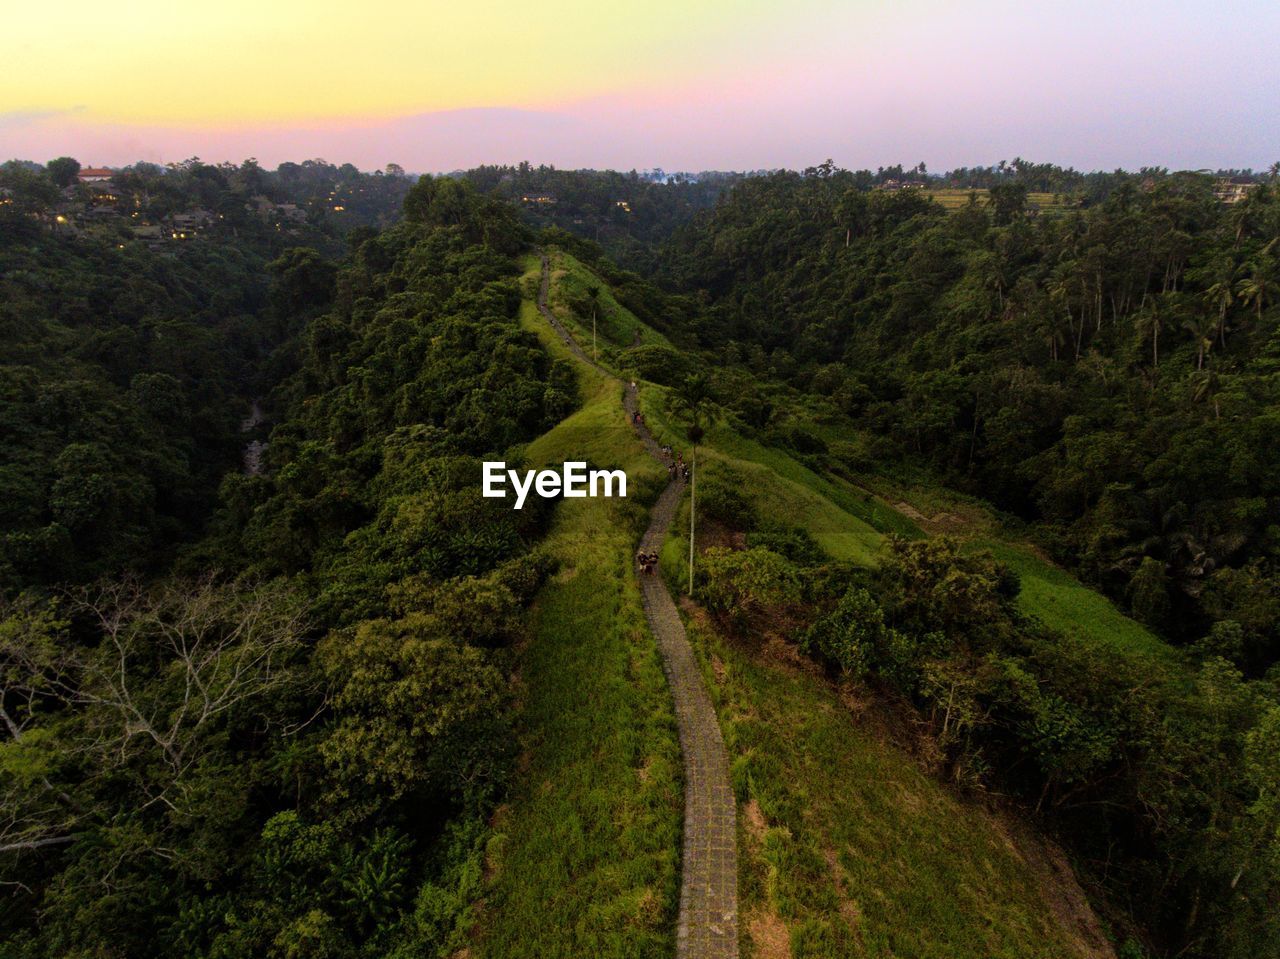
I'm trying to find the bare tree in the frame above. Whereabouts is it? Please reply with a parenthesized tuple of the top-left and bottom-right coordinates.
(0, 576, 310, 859)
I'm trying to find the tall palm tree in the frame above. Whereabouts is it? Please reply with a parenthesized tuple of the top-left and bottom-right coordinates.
(1193, 254, 1236, 348)
(669, 374, 717, 596)
(586, 285, 601, 361)
(1235, 245, 1276, 322)
(1190, 368, 1222, 420)
(1134, 301, 1164, 368)
(1182, 313, 1215, 370)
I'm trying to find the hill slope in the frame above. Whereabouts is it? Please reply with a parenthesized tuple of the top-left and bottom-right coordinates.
(481, 247, 1121, 958)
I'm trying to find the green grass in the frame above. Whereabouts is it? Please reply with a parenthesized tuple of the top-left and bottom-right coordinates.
(631, 384, 890, 566)
(476, 272, 682, 958)
(855, 477, 1172, 663)
(544, 248, 673, 363)
(980, 541, 1176, 663)
(682, 617, 1098, 959)
(924, 188, 1075, 213)
(495, 250, 1145, 958)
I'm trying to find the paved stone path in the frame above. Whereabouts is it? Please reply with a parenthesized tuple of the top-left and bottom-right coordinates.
(537, 254, 595, 366)
(538, 255, 739, 958)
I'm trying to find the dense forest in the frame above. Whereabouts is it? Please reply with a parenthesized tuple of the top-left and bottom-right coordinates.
(661, 165, 1280, 668)
(460, 163, 741, 272)
(0, 165, 571, 956)
(647, 163, 1280, 956)
(3, 155, 1279, 958)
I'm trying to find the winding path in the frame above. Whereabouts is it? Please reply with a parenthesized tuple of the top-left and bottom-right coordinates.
(537, 255, 739, 958)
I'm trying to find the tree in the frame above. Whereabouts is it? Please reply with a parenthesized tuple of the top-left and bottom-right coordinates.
(1195, 254, 1236, 347)
(0, 577, 308, 859)
(699, 546, 801, 623)
(45, 156, 80, 188)
(1134, 299, 1165, 368)
(1183, 312, 1215, 370)
(802, 587, 887, 677)
(1190, 368, 1222, 419)
(989, 181, 1028, 225)
(586, 284, 601, 360)
(1129, 556, 1172, 629)
(1235, 246, 1276, 321)
(318, 618, 510, 805)
(668, 373, 717, 595)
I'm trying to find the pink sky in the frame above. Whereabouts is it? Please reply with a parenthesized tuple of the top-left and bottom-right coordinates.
(3, 0, 1278, 173)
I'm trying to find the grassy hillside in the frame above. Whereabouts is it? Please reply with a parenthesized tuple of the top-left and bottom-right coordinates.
(499, 249, 1128, 957)
(684, 609, 1112, 959)
(474, 264, 681, 957)
(545, 248, 674, 355)
(924, 187, 1075, 212)
(628, 374, 1169, 666)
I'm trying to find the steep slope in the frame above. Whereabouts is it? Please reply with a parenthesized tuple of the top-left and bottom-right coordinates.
(488, 247, 1119, 958)
(473, 259, 681, 958)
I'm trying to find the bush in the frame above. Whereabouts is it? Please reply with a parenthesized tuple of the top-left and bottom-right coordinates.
(620, 344, 692, 385)
(699, 546, 802, 623)
(801, 587, 889, 678)
(746, 525, 825, 565)
(698, 475, 758, 530)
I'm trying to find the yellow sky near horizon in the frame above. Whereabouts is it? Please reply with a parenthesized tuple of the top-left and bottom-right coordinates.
(1, 0, 823, 125)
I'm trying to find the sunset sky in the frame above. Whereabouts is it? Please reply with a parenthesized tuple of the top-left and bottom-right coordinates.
(3, 0, 1278, 172)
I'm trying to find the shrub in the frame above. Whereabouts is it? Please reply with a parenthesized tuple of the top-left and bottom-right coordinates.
(698, 475, 757, 530)
(801, 587, 887, 678)
(699, 546, 802, 623)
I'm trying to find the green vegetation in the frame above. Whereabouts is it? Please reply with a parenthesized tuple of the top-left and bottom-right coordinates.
(924, 187, 1073, 213)
(462, 163, 741, 272)
(687, 615, 1102, 959)
(979, 540, 1176, 661)
(476, 368, 681, 958)
(0, 175, 578, 958)
(4, 153, 1279, 959)
(652, 163, 1280, 957)
(546, 248, 674, 354)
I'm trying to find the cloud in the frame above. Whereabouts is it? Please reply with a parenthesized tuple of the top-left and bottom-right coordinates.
(0, 107, 86, 131)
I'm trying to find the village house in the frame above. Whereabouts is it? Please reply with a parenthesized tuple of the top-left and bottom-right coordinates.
(171, 210, 214, 232)
(876, 179, 928, 192)
(77, 167, 115, 183)
(1214, 177, 1258, 205)
(520, 193, 557, 205)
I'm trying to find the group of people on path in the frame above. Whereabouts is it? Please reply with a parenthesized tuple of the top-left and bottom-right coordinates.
(626, 392, 688, 479)
(626, 387, 687, 579)
(663, 446, 690, 481)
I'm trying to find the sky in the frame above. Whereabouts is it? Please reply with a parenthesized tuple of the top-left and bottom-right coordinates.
(2, 0, 1277, 173)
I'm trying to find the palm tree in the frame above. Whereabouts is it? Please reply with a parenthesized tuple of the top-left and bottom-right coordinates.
(1182, 314, 1215, 371)
(669, 374, 717, 596)
(1190, 368, 1222, 420)
(1134, 301, 1164, 368)
(1235, 245, 1275, 322)
(586, 285, 601, 361)
(1192, 254, 1236, 348)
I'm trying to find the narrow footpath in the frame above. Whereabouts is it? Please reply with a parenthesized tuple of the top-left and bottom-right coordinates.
(537, 255, 739, 958)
